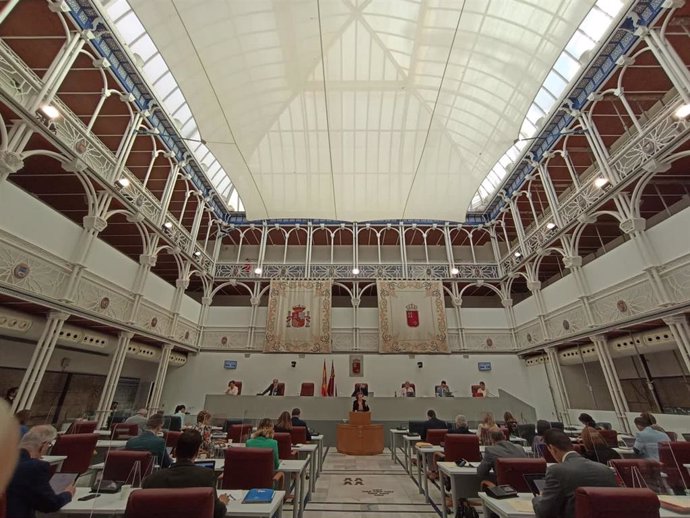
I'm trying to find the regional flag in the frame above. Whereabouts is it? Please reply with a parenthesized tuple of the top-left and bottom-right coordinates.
(327, 360, 337, 397)
(321, 360, 328, 396)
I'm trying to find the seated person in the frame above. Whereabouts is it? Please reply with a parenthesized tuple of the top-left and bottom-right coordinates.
(352, 392, 369, 412)
(401, 381, 416, 397)
(7, 425, 76, 518)
(476, 412, 500, 445)
(274, 411, 293, 433)
(478, 430, 527, 483)
(259, 378, 281, 396)
(582, 429, 620, 464)
(448, 414, 471, 434)
(291, 408, 312, 441)
(503, 411, 519, 437)
(532, 420, 551, 452)
(351, 383, 369, 397)
(474, 381, 487, 398)
(633, 413, 670, 461)
(192, 410, 213, 453)
(142, 430, 228, 518)
(435, 381, 451, 397)
(533, 429, 617, 518)
(174, 404, 187, 420)
(125, 414, 172, 468)
(246, 418, 280, 469)
(224, 380, 239, 395)
(420, 409, 446, 441)
(124, 408, 148, 435)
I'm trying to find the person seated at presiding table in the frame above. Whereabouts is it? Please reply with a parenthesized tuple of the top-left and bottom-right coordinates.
(532, 419, 551, 452)
(125, 413, 172, 468)
(435, 380, 451, 397)
(478, 429, 527, 484)
(420, 409, 446, 441)
(259, 378, 282, 396)
(291, 408, 312, 442)
(142, 430, 228, 518)
(352, 392, 369, 412)
(533, 429, 617, 518)
(274, 411, 293, 433)
(192, 410, 214, 454)
(476, 412, 500, 445)
(475, 381, 487, 397)
(224, 380, 239, 395)
(633, 413, 670, 461)
(448, 414, 471, 434)
(6, 425, 76, 518)
(246, 418, 280, 469)
(124, 408, 148, 435)
(401, 381, 416, 397)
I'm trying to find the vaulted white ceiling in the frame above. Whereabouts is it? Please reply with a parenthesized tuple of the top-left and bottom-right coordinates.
(129, 0, 597, 221)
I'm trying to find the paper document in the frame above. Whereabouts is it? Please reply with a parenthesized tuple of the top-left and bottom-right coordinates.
(509, 500, 535, 513)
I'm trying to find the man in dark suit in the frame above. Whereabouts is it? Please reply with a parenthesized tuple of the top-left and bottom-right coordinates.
(420, 409, 446, 441)
(7, 425, 75, 518)
(143, 430, 228, 518)
(533, 429, 617, 518)
(291, 408, 312, 441)
(477, 430, 527, 482)
(125, 413, 172, 468)
(259, 378, 281, 396)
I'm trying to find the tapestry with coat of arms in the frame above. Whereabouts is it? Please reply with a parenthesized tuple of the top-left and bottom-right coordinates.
(377, 280, 449, 353)
(264, 280, 332, 353)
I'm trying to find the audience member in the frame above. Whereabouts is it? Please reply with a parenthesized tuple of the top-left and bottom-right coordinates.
(259, 379, 281, 396)
(142, 430, 228, 518)
(641, 411, 667, 433)
(532, 429, 616, 518)
(352, 392, 369, 412)
(402, 381, 416, 397)
(503, 411, 519, 437)
(125, 408, 148, 435)
(106, 401, 119, 429)
(532, 420, 551, 452)
(435, 381, 451, 397)
(15, 409, 30, 437)
(477, 412, 499, 445)
(4, 386, 18, 405)
(193, 410, 214, 453)
(246, 418, 280, 469)
(633, 414, 670, 461)
(351, 383, 368, 397)
(582, 429, 620, 464)
(420, 409, 446, 441)
(478, 429, 527, 483)
(275, 411, 293, 433)
(224, 380, 239, 396)
(125, 413, 172, 468)
(6, 425, 76, 518)
(291, 408, 312, 441)
(448, 414, 471, 434)
(475, 381, 487, 397)
(174, 405, 187, 420)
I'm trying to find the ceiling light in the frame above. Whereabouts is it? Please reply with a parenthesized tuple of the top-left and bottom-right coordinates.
(546, 222, 556, 230)
(352, 267, 360, 275)
(514, 251, 522, 258)
(674, 103, 690, 119)
(193, 251, 201, 257)
(163, 221, 173, 229)
(254, 267, 263, 275)
(116, 177, 130, 188)
(594, 177, 609, 188)
(450, 267, 460, 275)
(39, 104, 61, 120)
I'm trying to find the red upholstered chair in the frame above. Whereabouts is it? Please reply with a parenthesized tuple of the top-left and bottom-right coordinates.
(496, 458, 547, 492)
(447, 434, 481, 462)
(51, 433, 99, 474)
(300, 383, 315, 396)
(227, 424, 252, 443)
(274, 432, 297, 460)
(574, 487, 660, 518)
(609, 459, 664, 490)
(426, 429, 447, 446)
(353, 383, 368, 395)
(66, 420, 98, 434)
(290, 426, 308, 445)
(573, 444, 586, 455)
(276, 383, 285, 396)
(471, 384, 481, 397)
(112, 423, 139, 440)
(163, 431, 181, 454)
(599, 429, 618, 447)
(103, 450, 154, 482)
(667, 431, 678, 442)
(124, 488, 215, 518)
(234, 381, 242, 395)
(500, 427, 510, 441)
(221, 448, 284, 490)
(659, 441, 690, 491)
(401, 383, 416, 393)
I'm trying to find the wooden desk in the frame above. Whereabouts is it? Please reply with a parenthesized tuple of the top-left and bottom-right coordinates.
(336, 412, 384, 455)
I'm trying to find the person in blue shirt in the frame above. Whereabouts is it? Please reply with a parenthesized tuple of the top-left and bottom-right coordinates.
(16, 409, 30, 437)
(7, 424, 75, 518)
(633, 414, 670, 461)
(125, 413, 173, 468)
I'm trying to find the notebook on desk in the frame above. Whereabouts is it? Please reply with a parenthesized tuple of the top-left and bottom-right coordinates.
(242, 488, 274, 504)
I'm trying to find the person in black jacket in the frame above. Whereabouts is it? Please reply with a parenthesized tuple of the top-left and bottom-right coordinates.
(7, 425, 75, 518)
(259, 378, 281, 396)
(352, 392, 370, 412)
(142, 430, 228, 518)
(420, 409, 446, 441)
(291, 408, 312, 441)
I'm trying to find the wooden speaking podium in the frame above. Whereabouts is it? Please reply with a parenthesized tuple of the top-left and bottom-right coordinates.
(336, 412, 384, 455)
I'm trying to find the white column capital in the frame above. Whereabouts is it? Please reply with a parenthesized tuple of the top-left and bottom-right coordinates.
(501, 298, 513, 309)
(527, 280, 542, 292)
(47, 310, 70, 322)
(118, 331, 134, 340)
(563, 256, 582, 269)
(175, 278, 189, 290)
(664, 314, 688, 327)
(201, 296, 213, 306)
(619, 218, 646, 234)
(139, 254, 157, 267)
(82, 215, 108, 233)
(0, 150, 24, 179)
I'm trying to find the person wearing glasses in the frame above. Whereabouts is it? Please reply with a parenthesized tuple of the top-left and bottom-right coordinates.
(6, 425, 76, 518)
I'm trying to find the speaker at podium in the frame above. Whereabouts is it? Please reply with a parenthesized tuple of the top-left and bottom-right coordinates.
(336, 411, 384, 455)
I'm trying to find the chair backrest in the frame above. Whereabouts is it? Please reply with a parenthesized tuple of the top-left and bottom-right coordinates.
(596, 422, 612, 431)
(66, 420, 98, 435)
(274, 432, 293, 459)
(609, 459, 664, 490)
(500, 427, 510, 441)
(167, 416, 182, 432)
(574, 487, 660, 518)
(103, 450, 153, 482)
(517, 423, 536, 447)
(496, 458, 547, 492)
(445, 434, 481, 462)
(426, 429, 447, 446)
(599, 429, 618, 447)
(222, 447, 274, 489)
(234, 381, 242, 395)
(300, 383, 315, 396)
(276, 383, 285, 396)
(537, 442, 557, 463)
(471, 384, 480, 397)
(290, 426, 308, 444)
(112, 423, 139, 440)
(163, 431, 181, 453)
(401, 383, 416, 390)
(353, 383, 368, 393)
(658, 441, 690, 491)
(124, 488, 215, 518)
(549, 421, 565, 431)
(51, 433, 99, 474)
(667, 431, 678, 442)
(227, 424, 253, 443)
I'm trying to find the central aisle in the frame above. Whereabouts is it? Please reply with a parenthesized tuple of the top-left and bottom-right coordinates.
(304, 448, 440, 517)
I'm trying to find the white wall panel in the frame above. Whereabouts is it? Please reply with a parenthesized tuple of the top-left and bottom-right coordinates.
(460, 308, 509, 329)
(648, 206, 690, 264)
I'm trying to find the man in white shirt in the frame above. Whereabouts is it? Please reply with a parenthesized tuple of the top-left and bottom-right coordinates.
(124, 408, 148, 435)
(224, 380, 239, 396)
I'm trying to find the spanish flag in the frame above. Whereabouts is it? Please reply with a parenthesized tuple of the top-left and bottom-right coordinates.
(321, 360, 328, 396)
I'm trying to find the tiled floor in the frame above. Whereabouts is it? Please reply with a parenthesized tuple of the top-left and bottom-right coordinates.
(303, 448, 440, 517)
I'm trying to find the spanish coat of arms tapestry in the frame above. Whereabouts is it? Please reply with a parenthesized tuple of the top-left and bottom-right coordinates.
(264, 280, 332, 353)
(377, 280, 449, 353)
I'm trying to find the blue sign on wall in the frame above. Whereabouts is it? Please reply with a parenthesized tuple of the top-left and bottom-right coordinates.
(224, 360, 238, 370)
(478, 362, 492, 372)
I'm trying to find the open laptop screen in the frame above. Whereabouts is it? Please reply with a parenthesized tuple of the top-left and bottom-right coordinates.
(194, 460, 216, 470)
(523, 473, 546, 496)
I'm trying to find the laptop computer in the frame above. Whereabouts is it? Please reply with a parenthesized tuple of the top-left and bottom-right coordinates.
(194, 460, 216, 470)
(524, 473, 547, 496)
(621, 436, 636, 448)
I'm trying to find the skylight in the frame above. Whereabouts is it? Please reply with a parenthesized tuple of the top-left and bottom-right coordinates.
(467, 0, 626, 212)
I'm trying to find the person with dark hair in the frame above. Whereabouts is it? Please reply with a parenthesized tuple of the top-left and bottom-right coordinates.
(275, 411, 293, 433)
(125, 413, 172, 468)
(436, 380, 451, 397)
(577, 413, 600, 454)
(246, 418, 280, 469)
(532, 420, 551, 452)
(224, 380, 239, 396)
(503, 411, 519, 437)
(142, 430, 228, 518)
(477, 429, 527, 483)
(174, 405, 187, 418)
(291, 408, 312, 441)
(533, 429, 616, 518)
(577, 413, 597, 428)
(4, 386, 18, 405)
(633, 414, 670, 461)
(420, 409, 446, 441)
(476, 381, 487, 398)
(352, 392, 369, 412)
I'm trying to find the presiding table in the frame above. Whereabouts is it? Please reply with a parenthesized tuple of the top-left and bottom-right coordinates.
(336, 412, 384, 455)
